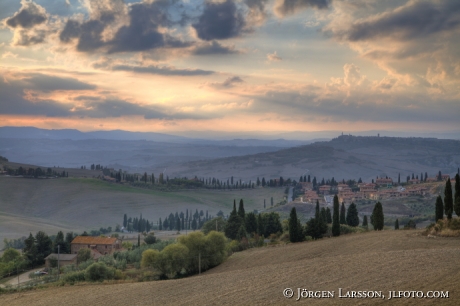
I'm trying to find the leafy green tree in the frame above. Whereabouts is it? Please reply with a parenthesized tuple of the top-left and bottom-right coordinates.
(144, 233, 157, 244)
(53, 231, 65, 253)
(159, 243, 189, 278)
(1, 248, 22, 263)
(77, 248, 91, 264)
(289, 207, 302, 242)
(202, 217, 227, 234)
(454, 173, 460, 217)
(84, 262, 113, 282)
(177, 231, 226, 274)
(332, 195, 340, 236)
(245, 212, 258, 236)
(435, 195, 444, 221)
(395, 219, 399, 230)
(346, 202, 359, 227)
(372, 202, 384, 230)
(326, 207, 332, 224)
(340, 202, 346, 224)
(141, 249, 160, 269)
(444, 178, 453, 219)
(236, 224, 247, 241)
(35, 231, 52, 265)
(263, 212, 282, 237)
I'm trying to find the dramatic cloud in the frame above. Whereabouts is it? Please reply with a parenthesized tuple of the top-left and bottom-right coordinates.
(209, 76, 244, 89)
(20, 73, 96, 92)
(275, 0, 331, 18)
(59, 0, 189, 53)
(191, 40, 239, 55)
(245, 0, 269, 25)
(192, 0, 246, 41)
(0, 72, 201, 120)
(333, 0, 460, 42)
(4, 1, 50, 46)
(5, 0, 47, 29)
(111, 64, 215, 76)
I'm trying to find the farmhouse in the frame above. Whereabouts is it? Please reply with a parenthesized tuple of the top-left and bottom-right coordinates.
(318, 185, 331, 194)
(71, 236, 121, 255)
(375, 177, 393, 187)
(45, 253, 77, 269)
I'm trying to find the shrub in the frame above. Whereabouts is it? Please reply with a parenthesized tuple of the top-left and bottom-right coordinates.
(141, 249, 160, 269)
(144, 233, 157, 245)
(77, 259, 94, 271)
(449, 218, 460, 230)
(84, 262, 114, 282)
(403, 220, 416, 229)
(63, 271, 86, 284)
(157, 244, 189, 278)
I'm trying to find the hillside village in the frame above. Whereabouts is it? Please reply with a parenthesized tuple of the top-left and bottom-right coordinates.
(298, 174, 453, 206)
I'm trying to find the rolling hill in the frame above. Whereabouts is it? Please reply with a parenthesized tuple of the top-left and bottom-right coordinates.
(2, 230, 459, 305)
(166, 135, 460, 182)
(0, 176, 284, 247)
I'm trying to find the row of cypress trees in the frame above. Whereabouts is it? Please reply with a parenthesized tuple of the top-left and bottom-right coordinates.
(289, 195, 384, 242)
(435, 174, 460, 221)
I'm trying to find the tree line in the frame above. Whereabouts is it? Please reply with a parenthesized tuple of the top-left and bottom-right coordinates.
(289, 195, 384, 243)
(435, 174, 460, 221)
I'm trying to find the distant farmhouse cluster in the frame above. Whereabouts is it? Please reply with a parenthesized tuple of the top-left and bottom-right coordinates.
(45, 236, 121, 269)
(300, 174, 452, 206)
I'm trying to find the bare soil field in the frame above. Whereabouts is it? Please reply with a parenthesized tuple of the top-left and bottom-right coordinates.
(2, 230, 459, 305)
(0, 176, 284, 246)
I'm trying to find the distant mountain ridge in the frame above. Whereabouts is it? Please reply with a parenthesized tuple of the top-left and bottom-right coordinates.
(0, 126, 312, 147)
(166, 134, 460, 182)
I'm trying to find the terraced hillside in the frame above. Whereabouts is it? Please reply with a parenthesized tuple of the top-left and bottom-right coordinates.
(3, 230, 459, 305)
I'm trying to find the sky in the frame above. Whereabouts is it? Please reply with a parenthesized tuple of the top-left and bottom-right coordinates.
(0, 0, 459, 138)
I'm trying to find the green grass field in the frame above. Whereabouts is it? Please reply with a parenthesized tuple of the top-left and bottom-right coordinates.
(0, 176, 284, 248)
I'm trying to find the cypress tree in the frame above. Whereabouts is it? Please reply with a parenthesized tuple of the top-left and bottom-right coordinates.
(372, 202, 384, 230)
(454, 173, 460, 217)
(238, 199, 245, 220)
(245, 212, 258, 235)
(444, 178, 453, 220)
(225, 201, 243, 240)
(289, 207, 301, 242)
(123, 214, 127, 228)
(340, 202, 346, 224)
(435, 195, 444, 221)
(320, 207, 327, 224)
(332, 195, 340, 236)
(394, 219, 399, 230)
(257, 213, 264, 237)
(159, 218, 162, 230)
(326, 207, 332, 223)
(346, 202, 359, 227)
(236, 225, 247, 241)
(316, 200, 327, 236)
(362, 215, 368, 228)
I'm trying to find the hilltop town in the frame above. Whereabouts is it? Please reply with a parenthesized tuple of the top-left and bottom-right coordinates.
(298, 173, 452, 206)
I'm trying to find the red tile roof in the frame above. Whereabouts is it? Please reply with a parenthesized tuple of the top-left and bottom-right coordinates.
(71, 236, 118, 245)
